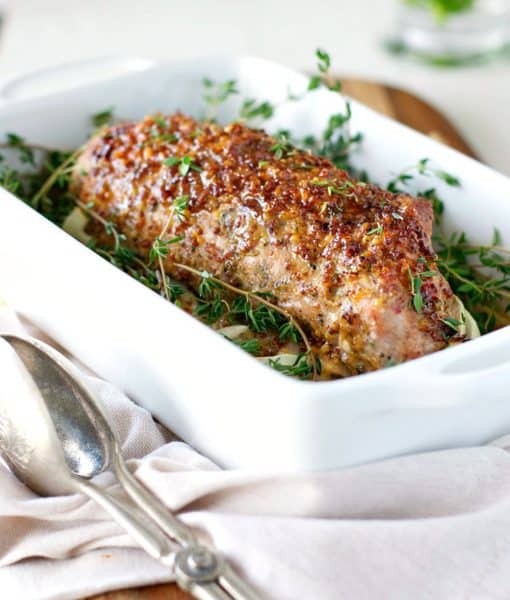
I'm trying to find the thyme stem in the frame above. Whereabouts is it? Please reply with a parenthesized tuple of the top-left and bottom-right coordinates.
(0, 141, 61, 153)
(156, 210, 175, 302)
(173, 262, 318, 379)
(73, 198, 318, 376)
(440, 262, 510, 301)
(31, 146, 83, 209)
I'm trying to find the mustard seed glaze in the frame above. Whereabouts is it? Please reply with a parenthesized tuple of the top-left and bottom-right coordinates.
(73, 113, 464, 377)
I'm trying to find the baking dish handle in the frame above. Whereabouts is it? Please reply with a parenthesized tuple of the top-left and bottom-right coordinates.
(409, 330, 510, 393)
(0, 57, 159, 105)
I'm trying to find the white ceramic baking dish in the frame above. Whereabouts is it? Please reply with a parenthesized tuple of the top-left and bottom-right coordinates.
(0, 56, 509, 471)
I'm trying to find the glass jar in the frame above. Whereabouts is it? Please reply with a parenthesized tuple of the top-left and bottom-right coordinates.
(391, 0, 510, 65)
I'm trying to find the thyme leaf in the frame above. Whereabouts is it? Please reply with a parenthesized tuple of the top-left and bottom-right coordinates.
(202, 78, 238, 120)
(308, 48, 342, 92)
(239, 99, 274, 121)
(163, 155, 202, 175)
(149, 235, 184, 264)
(92, 107, 115, 128)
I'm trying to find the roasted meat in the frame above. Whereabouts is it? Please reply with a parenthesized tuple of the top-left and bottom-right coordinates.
(72, 113, 466, 376)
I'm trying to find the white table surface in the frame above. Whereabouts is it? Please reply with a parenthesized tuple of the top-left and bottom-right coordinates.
(0, 0, 509, 176)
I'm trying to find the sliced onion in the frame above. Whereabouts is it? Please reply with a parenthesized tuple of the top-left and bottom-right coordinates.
(454, 296, 480, 340)
(62, 207, 92, 244)
(257, 353, 299, 365)
(217, 324, 249, 340)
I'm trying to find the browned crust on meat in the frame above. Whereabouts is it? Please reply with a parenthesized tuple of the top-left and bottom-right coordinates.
(72, 113, 463, 376)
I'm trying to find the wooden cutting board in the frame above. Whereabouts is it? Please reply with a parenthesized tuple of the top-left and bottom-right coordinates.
(86, 77, 477, 600)
(341, 79, 477, 158)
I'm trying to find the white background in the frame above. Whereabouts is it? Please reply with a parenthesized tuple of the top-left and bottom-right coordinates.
(0, 0, 509, 175)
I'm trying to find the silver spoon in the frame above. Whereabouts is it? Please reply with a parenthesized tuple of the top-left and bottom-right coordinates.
(0, 334, 259, 600)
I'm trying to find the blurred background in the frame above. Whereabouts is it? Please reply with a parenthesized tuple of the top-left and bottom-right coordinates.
(0, 0, 508, 175)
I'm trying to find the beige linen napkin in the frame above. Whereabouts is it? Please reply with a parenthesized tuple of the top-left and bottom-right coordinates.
(1, 304, 510, 600)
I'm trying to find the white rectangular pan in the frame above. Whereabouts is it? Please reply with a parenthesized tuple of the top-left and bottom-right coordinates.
(0, 56, 509, 471)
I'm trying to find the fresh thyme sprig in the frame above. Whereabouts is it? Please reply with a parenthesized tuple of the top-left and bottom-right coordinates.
(387, 158, 460, 193)
(239, 99, 274, 122)
(91, 107, 115, 128)
(311, 178, 360, 200)
(74, 199, 187, 302)
(0, 146, 78, 224)
(194, 272, 230, 324)
(268, 352, 320, 379)
(0, 136, 74, 215)
(152, 116, 168, 128)
(368, 223, 384, 236)
(202, 78, 239, 120)
(149, 235, 184, 263)
(68, 199, 164, 293)
(229, 294, 300, 344)
(385, 159, 510, 330)
(232, 337, 261, 355)
(308, 48, 342, 93)
(0, 167, 23, 195)
(149, 208, 185, 302)
(30, 146, 83, 210)
(1, 133, 37, 165)
(408, 266, 437, 314)
(146, 116, 179, 145)
(301, 105, 363, 174)
(173, 194, 190, 221)
(433, 230, 510, 332)
(172, 262, 319, 379)
(0, 135, 53, 158)
(270, 131, 296, 159)
(387, 158, 461, 225)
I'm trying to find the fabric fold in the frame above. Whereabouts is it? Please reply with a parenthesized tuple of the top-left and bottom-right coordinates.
(1, 306, 510, 599)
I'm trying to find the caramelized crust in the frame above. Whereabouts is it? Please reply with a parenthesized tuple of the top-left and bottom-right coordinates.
(73, 113, 463, 376)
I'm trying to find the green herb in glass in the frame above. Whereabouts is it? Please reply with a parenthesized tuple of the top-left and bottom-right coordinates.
(404, 0, 475, 23)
